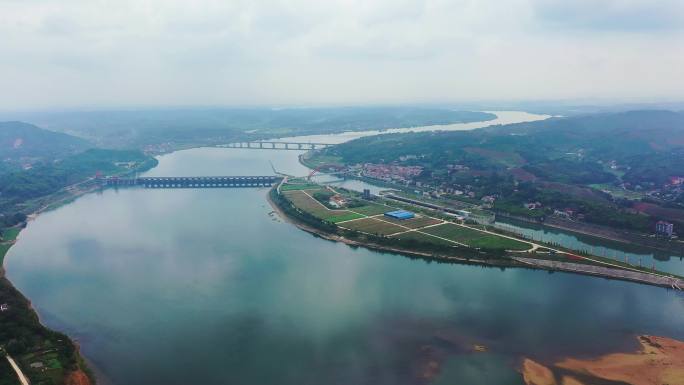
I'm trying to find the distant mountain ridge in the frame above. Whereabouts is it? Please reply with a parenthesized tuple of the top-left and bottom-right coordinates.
(0, 107, 496, 148)
(0, 121, 89, 162)
(486, 110, 684, 157)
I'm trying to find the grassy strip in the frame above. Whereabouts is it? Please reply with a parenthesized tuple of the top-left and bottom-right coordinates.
(280, 183, 321, 191)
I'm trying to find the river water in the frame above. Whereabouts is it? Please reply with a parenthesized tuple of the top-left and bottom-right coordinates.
(5, 112, 684, 385)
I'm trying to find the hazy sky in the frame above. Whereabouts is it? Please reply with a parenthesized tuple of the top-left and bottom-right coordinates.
(1, 0, 683, 109)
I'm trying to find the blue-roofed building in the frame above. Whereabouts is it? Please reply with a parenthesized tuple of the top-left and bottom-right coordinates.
(384, 210, 415, 220)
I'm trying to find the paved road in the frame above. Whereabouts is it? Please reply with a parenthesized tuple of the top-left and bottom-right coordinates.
(513, 256, 684, 289)
(6, 354, 30, 385)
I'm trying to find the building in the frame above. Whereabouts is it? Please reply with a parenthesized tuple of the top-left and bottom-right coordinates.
(328, 195, 347, 208)
(362, 189, 371, 200)
(385, 210, 415, 220)
(655, 221, 674, 237)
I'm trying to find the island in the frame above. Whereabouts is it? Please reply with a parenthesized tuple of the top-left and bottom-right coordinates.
(269, 178, 684, 289)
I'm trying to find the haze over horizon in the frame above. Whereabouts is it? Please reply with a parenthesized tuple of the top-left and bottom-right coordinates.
(1, 0, 684, 110)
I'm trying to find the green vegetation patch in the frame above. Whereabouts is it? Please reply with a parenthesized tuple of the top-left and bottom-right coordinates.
(421, 224, 531, 251)
(339, 218, 406, 235)
(1, 228, 20, 242)
(0, 243, 12, 265)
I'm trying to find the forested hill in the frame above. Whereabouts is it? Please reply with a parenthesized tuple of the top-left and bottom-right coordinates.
(329, 110, 684, 187)
(483, 110, 684, 157)
(0, 107, 496, 148)
(0, 121, 89, 162)
(322, 110, 684, 233)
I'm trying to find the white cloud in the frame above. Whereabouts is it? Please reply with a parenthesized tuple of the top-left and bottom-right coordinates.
(0, 0, 682, 109)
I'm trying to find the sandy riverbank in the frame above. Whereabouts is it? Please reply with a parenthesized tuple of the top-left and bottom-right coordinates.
(521, 335, 684, 385)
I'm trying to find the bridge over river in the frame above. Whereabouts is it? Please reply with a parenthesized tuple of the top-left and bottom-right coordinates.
(104, 176, 281, 188)
(218, 141, 333, 150)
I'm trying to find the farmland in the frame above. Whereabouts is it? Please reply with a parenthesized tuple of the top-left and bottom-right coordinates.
(380, 215, 442, 229)
(421, 224, 531, 251)
(391, 231, 457, 247)
(281, 183, 534, 252)
(338, 218, 406, 235)
(283, 190, 364, 223)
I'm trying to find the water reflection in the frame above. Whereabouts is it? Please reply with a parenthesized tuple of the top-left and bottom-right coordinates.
(4, 111, 683, 385)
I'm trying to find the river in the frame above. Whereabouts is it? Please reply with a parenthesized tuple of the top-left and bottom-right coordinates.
(5, 112, 684, 385)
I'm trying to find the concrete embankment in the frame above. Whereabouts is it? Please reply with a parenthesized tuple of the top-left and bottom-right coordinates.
(512, 256, 684, 290)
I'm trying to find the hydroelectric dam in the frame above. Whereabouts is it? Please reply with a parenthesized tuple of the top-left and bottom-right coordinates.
(103, 175, 282, 188)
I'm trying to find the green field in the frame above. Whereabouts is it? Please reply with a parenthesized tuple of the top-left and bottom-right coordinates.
(421, 224, 531, 251)
(380, 215, 443, 229)
(339, 218, 406, 235)
(392, 231, 457, 247)
(284, 191, 364, 223)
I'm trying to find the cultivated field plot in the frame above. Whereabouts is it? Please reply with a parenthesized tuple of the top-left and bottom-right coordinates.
(349, 203, 392, 216)
(421, 223, 530, 251)
(391, 231, 456, 247)
(284, 191, 364, 223)
(339, 218, 406, 235)
(380, 215, 443, 229)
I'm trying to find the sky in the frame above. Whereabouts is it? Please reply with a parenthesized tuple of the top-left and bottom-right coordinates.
(0, 0, 683, 109)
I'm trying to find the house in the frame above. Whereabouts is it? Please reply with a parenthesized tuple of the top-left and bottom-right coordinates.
(553, 210, 571, 219)
(328, 194, 347, 208)
(481, 195, 496, 204)
(655, 221, 674, 237)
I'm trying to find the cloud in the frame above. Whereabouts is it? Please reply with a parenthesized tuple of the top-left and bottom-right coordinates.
(531, 0, 684, 31)
(0, 0, 682, 109)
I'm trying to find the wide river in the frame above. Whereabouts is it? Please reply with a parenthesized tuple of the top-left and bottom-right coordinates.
(5, 112, 684, 385)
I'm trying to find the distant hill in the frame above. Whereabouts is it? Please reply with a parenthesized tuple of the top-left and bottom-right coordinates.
(0, 107, 496, 148)
(0, 121, 90, 163)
